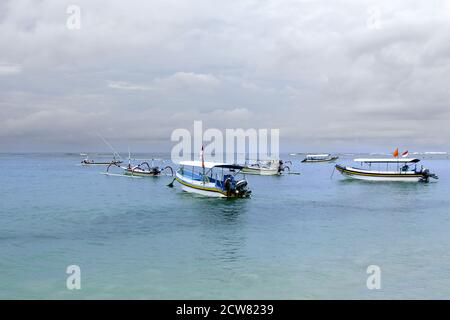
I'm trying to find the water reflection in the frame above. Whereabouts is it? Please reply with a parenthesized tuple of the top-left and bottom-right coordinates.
(185, 198, 250, 265)
(337, 178, 431, 194)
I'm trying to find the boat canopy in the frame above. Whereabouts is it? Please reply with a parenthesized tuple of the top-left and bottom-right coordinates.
(179, 160, 244, 170)
(354, 158, 420, 163)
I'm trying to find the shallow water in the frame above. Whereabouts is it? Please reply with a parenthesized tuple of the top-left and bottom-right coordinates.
(0, 153, 449, 299)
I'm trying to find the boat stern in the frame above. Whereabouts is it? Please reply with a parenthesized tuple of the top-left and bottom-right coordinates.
(233, 179, 252, 198)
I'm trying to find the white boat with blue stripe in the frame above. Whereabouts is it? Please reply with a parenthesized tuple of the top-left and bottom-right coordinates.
(169, 161, 252, 198)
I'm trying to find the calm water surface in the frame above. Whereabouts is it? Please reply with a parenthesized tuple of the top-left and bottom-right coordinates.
(1, 153, 449, 299)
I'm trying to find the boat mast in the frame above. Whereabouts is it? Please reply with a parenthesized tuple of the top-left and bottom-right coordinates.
(128, 147, 131, 168)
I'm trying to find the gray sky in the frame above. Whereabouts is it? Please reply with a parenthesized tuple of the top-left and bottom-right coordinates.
(1, 0, 450, 153)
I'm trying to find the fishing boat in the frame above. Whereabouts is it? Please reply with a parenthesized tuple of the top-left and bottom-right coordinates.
(169, 161, 251, 198)
(81, 154, 123, 166)
(123, 160, 173, 177)
(301, 154, 338, 163)
(241, 159, 291, 175)
(80, 134, 123, 166)
(105, 153, 173, 177)
(335, 158, 438, 182)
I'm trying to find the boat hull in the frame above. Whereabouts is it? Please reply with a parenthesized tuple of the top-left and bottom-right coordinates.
(302, 157, 338, 163)
(81, 162, 123, 166)
(335, 165, 425, 182)
(241, 167, 279, 175)
(179, 180, 227, 197)
(175, 172, 250, 198)
(123, 170, 160, 177)
(175, 172, 227, 197)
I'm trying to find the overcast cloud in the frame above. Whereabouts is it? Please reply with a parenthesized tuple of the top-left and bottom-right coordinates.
(1, 0, 450, 152)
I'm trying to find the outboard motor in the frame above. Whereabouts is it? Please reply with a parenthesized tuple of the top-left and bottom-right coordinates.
(224, 175, 251, 197)
(235, 179, 251, 197)
(421, 168, 438, 182)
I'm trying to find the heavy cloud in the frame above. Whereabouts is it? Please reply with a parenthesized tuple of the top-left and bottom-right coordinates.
(1, 0, 450, 152)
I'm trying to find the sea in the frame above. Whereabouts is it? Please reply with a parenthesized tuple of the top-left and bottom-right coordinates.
(1, 152, 449, 299)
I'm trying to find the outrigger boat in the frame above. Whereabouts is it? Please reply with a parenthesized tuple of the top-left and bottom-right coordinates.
(105, 154, 173, 177)
(241, 159, 291, 175)
(169, 161, 251, 198)
(124, 159, 173, 177)
(301, 154, 338, 163)
(81, 154, 123, 166)
(81, 134, 124, 166)
(335, 158, 438, 182)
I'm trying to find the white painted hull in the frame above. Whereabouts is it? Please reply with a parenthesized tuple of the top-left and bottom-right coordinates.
(180, 183, 226, 197)
(242, 167, 279, 176)
(336, 165, 424, 182)
(340, 171, 422, 182)
(175, 172, 227, 197)
(302, 157, 338, 163)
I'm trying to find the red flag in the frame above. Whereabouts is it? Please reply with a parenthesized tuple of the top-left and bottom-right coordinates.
(200, 145, 204, 168)
(393, 148, 399, 158)
(401, 150, 409, 157)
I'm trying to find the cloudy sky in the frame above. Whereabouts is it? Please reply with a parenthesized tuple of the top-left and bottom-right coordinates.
(1, 0, 450, 153)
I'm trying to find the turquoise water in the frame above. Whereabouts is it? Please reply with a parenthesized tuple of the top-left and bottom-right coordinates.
(1, 153, 449, 299)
